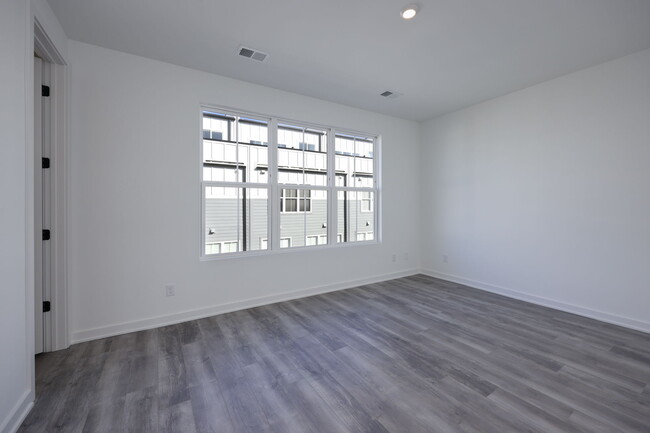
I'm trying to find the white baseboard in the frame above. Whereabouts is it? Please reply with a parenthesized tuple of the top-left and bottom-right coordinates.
(1, 389, 33, 433)
(71, 268, 420, 344)
(420, 269, 650, 334)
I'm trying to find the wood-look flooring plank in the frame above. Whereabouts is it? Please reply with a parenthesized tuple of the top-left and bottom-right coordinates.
(81, 397, 126, 433)
(124, 386, 158, 433)
(158, 401, 197, 433)
(19, 274, 650, 433)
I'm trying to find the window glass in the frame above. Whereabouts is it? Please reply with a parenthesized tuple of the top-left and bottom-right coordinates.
(335, 134, 374, 184)
(278, 124, 327, 186)
(204, 186, 268, 254)
(202, 112, 268, 184)
(280, 189, 327, 248)
(337, 191, 374, 243)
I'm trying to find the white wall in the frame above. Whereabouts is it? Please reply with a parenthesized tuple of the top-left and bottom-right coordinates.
(421, 48, 650, 331)
(67, 41, 421, 342)
(0, 0, 67, 430)
(0, 1, 33, 433)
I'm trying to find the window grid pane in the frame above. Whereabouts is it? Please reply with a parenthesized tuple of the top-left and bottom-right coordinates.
(280, 189, 327, 249)
(278, 124, 328, 186)
(202, 112, 269, 185)
(204, 186, 268, 255)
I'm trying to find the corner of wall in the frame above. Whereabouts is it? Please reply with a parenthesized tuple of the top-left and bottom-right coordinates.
(0, 390, 33, 433)
(420, 268, 650, 334)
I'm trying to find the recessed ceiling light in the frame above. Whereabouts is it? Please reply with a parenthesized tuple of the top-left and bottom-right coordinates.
(400, 4, 419, 20)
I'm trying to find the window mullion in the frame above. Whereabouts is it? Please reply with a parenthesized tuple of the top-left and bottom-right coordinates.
(374, 136, 381, 242)
(327, 128, 336, 244)
(269, 118, 280, 251)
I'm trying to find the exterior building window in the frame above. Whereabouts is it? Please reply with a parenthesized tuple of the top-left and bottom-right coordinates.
(205, 241, 239, 255)
(261, 238, 290, 249)
(202, 107, 379, 256)
(281, 189, 311, 212)
(306, 235, 327, 246)
(360, 191, 373, 212)
(205, 242, 220, 255)
(356, 232, 374, 241)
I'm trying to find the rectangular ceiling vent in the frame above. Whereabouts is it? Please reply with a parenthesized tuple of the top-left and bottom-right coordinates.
(380, 90, 401, 99)
(238, 46, 269, 62)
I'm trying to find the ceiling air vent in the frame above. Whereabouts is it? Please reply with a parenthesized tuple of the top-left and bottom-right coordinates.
(238, 46, 268, 62)
(380, 90, 401, 99)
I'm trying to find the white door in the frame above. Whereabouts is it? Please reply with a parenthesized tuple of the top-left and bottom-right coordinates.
(34, 56, 52, 354)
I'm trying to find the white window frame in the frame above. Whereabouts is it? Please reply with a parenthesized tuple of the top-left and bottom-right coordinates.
(200, 105, 381, 259)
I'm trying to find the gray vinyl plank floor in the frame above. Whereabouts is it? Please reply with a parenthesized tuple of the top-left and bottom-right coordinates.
(19, 274, 650, 432)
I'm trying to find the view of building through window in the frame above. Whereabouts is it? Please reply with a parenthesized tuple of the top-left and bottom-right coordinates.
(202, 109, 377, 256)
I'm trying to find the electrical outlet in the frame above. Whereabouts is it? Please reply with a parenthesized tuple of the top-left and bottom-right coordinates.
(165, 284, 176, 297)
(391, 254, 397, 263)
(442, 254, 448, 263)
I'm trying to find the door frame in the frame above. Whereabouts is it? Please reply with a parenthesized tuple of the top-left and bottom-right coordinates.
(32, 16, 69, 352)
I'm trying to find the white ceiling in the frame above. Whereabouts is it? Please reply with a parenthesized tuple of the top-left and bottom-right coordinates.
(48, 0, 650, 121)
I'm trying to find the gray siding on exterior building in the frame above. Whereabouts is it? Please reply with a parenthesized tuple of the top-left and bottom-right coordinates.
(206, 196, 373, 252)
(280, 200, 328, 247)
(205, 198, 268, 251)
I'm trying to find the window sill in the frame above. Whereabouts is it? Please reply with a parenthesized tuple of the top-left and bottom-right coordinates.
(200, 239, 380, 262)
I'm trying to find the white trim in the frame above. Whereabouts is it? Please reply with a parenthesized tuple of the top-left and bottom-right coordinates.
(33, 56, 43, 355)
(71, 268, 419, 344)
(68, 267, 649, 347)
(24, 2, 36, 424)
(421, 269, 650, 334)
(34, 17, 70, 352)
(326, 129, 336, 244)
(0, 389, 33, 433)
(33, 18, 65, 65)
(269, 118, 279, 250)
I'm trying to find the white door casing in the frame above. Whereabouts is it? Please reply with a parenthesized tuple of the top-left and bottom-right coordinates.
(34, 56, 53, 354)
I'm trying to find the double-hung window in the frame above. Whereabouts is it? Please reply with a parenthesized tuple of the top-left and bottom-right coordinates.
(201, 107, 379, 257)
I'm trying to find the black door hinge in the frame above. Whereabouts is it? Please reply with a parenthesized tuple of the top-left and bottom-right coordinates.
(42, 85, 50, 97)
(42, 229, 51, 240)
(42, 157, 50, 169)
(43, 301, 51, 312)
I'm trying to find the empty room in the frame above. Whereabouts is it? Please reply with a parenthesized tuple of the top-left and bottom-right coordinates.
(2, 0, 650, 432)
